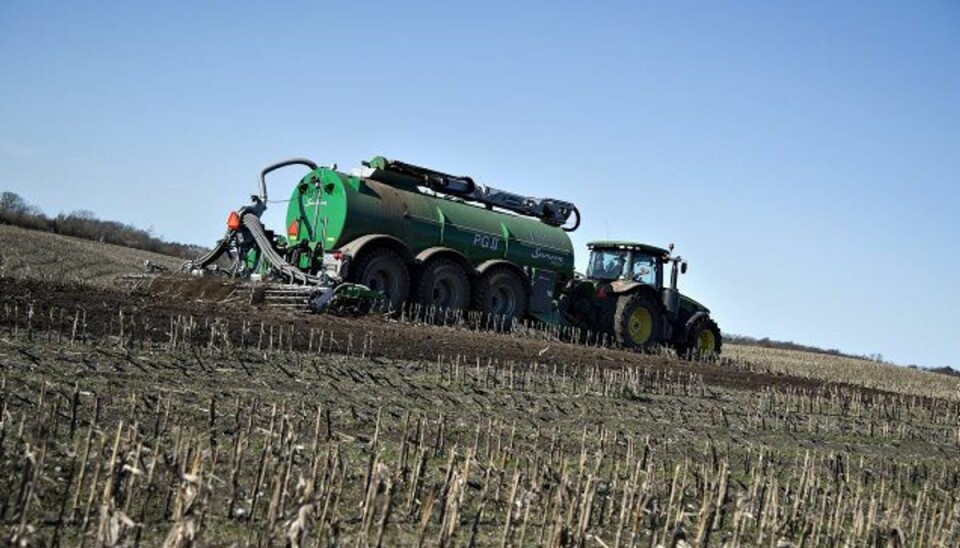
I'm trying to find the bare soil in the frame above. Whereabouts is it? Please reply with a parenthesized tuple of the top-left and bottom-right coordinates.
(1, 227, 957, 545)
(0, 275, 892, 400)
(2, 274, 958, 545)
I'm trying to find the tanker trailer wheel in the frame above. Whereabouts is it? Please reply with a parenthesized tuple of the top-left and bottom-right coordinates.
(472, 267, 527, 328)
(349, 247, 410, 311)
(613, 292, 663, 350)
(675, 317, 722, 360)
(414, 257, 470, 312)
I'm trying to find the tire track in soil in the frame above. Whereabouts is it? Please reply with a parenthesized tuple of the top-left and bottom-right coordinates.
(0, 276, 893, 400)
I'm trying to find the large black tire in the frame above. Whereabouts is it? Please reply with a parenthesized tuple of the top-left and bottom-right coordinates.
(348, 247, 410, 311)
(471, 267, 528, 327)
(675, 316, 722, 360)
(613, 292, 663, 350)
(414, 257, 470, 312)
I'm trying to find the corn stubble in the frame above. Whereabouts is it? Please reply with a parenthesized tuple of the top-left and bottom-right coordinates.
(0, 298, 958, 546)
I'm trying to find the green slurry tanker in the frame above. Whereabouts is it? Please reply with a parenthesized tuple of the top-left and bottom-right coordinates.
(186, 156, 721, 356)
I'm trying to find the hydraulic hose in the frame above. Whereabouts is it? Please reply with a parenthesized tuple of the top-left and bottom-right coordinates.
(182, 229, 235, 271)
(563, 206, 581, 232)
(241, 212, 323, 285)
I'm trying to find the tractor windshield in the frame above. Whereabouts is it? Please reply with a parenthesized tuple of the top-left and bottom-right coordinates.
(587, 248, 662, 286)
(630, 253, 658, 286)
(587, 249, 628, 280)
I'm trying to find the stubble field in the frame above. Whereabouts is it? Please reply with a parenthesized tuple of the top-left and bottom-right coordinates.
(0, 226, 957, 546)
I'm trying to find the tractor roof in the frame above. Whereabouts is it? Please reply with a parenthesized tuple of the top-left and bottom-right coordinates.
(587, 241, 670, 257)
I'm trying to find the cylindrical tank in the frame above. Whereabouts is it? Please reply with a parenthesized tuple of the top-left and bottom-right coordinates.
(285, 167, 575, 276)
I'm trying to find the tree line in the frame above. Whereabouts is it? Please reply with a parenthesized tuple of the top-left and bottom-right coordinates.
(0, 190, 206, 259)
(726, 333, 956, 373)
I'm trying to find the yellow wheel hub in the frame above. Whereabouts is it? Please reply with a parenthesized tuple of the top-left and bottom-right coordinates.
(628, 307, 653, 344)
(696, 329, 716, 354)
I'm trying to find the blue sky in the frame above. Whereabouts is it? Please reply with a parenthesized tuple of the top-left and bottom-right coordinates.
(2, 1, 958, 367)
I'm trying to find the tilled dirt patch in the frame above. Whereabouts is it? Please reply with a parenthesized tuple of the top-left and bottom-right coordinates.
(0, 276, 910, 400)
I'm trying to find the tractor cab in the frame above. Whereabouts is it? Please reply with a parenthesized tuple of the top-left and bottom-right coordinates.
(585, 241, 670, 288)
(574, 240, 717, 355)
(586, 240, 690, 322)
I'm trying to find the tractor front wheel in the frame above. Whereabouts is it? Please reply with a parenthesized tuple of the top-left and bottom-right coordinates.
(613, 293, 663, 350)
(675, 317, 722, 360)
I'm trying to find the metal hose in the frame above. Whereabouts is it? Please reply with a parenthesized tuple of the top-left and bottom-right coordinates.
(241, 212, 322, 285)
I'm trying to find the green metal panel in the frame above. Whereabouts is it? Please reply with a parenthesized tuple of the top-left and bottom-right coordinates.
(285, 166, 575, 277)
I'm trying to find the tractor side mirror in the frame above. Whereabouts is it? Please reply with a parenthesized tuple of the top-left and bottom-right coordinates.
(680, 261, 688, 274)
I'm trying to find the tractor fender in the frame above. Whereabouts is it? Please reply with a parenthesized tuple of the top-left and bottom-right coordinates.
(685, 311, 710, 329)
(608, 280, 646, 295)
(415, 247, 475, 275)
(474, 259, 531, 289)
(606, 281, 664, 313)
(338, 234, 415, 266)
(607, 281, 671, 341)
(675, 311, 712, 344)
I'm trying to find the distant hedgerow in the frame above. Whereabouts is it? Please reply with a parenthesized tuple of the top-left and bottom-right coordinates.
(0, 190, 205, 259)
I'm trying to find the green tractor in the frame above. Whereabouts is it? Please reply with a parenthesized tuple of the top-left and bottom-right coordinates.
(560, 241, 721, 357)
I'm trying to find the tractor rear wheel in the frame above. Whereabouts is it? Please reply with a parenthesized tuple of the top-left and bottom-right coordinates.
(414, 257, 470, 312)
(472, 267, 527, 328)
(675, 317, 722, 360)
(349, 247, 410, 311)
(613, 292, 663, 350)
